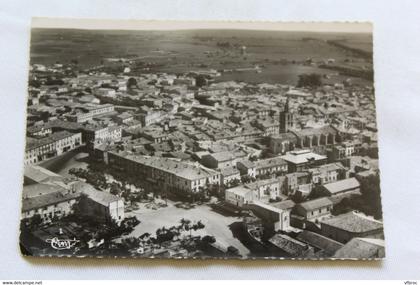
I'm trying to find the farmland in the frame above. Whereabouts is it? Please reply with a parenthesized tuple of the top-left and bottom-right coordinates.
(30, 28, 373, 85)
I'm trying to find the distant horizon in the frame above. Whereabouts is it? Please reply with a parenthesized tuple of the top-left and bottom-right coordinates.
(32, 18, 372, 34)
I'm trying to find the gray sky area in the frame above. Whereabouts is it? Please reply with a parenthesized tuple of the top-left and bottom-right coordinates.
(32, 18, 372, 33)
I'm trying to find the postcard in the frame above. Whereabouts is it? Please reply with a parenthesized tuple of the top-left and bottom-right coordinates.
(20, 18, 384, 259)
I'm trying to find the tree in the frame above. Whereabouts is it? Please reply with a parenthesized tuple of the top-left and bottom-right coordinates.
(110, 182, 122, 196)
(297, 73, 322, 88)
(127, 77, 138, 89)
(332, 175, 383, 219)
(229, 178, 241, 188)
(241, 175, 254, 184)
(120, 216, 140, 233)
(23, 214, 42, 230)
(120, 237, 141, 249)
(290, 192, 305, 204)
(249, 155, 258, 162)
(195, 75, 207, 88)
(359, 174, 383, 219)
(201, 235, 216, 244)
(156, 226, 175, 244)
(193, 220, 205, 231)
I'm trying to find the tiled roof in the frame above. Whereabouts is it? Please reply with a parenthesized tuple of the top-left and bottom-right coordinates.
(299, 197, 333, 211)
(77, 182, 120, 206)
(272, 199, 296, 210)
(22, 189, 80, 212)
(281, 150, 327, 165)
(296, 230, 343, 256)
(321, 212, 383, 233)
(24, 165, 62, 184)
(323, 177, 360, 195)
(333, 238, 385, 259)
(114, 152, 218, 181)
(26, 131, 80, 151)
(253, 156, 287, 169)
(220, 166, 240, 177)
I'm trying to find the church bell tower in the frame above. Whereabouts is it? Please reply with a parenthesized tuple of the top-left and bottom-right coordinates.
(279, 97, 294, 133)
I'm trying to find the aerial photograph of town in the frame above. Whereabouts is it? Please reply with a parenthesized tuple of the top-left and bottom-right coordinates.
(20, 20, 384, 259)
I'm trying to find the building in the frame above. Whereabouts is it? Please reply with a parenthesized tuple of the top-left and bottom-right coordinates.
(308, 162, 347, 185)
(65, 104, 115, 123)
(253, 157, 288, 177)
(24, 131, 82, 165)
(253, 118, 280, 136)
(225, 185, 256, 208)
(46, 120, 122, 148)
(21, 168, 125, 225)
(245, 177, 286, 201)
(292, 125, 340, 149)
(137, 108, 164, 126)
(236, 159, 256, 177)
(246, 200, 295, 232)
(271, 199, 296, 231)
(279, 97, 295, 133)
(201, 151, 237, 169)
(320, 211, 384, 244)
(94, 87, 117, 98)
(270, 133, 298, 155)
(333, 237, 385, 259)
(269, 233, 314, 257)
(24, 165, 63, 185)
(27, 125, 52, 138)
(294, 197, 334, 222)
(281, 150, 327, 173)
(320, 177, 360, 197)
(296, 230, 343, 257)
(76, 183, 125, 224)
(115, 112, 134, 124)
(21, 187, 80, 223)
(220, 166, 241, 186)
(285, 172, 312, 196)
(82, 125, 122, 148)
(107, 152, 220, 195)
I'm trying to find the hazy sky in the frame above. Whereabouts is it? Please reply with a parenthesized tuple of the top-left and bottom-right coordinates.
(32, 18, 372, 33)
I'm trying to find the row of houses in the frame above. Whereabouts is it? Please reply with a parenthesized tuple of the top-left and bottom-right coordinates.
(225, 176, 361, 210)
(64, 103, 115, 123)
(24, 131, 82, 165)
(106, 151, 220, 194)
(22, 165, 124, 225)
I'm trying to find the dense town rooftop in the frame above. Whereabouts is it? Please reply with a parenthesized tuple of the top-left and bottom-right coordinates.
(112, 151, 218, 181)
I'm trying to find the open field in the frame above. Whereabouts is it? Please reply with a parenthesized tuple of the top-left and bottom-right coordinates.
(30, 28, 373, 85)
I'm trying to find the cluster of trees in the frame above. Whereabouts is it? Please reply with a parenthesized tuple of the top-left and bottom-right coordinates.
(297, 73, 323, 88)
(78, 216, 141, 244)
(224, 178, 241, 189)
(21, 214, 43, 231)
(332, 174, 383, 219)
(69, 168, 108, 190)
(118, 219, 208, 253)
(255, 173, 273, 180)
(241, 175, 257, 184)
(155, 219, 206, 244)
(69, 166, 150, 204)
(195, 74, 208, 88)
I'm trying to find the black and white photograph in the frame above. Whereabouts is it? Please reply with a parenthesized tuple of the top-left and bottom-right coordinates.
(20, 19, 385, 260)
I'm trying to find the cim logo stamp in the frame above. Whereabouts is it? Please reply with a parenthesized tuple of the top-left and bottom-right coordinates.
(46, 237, 79, 250)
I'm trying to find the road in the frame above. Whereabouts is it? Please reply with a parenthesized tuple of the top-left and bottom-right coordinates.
(38, 148, 89, 177)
